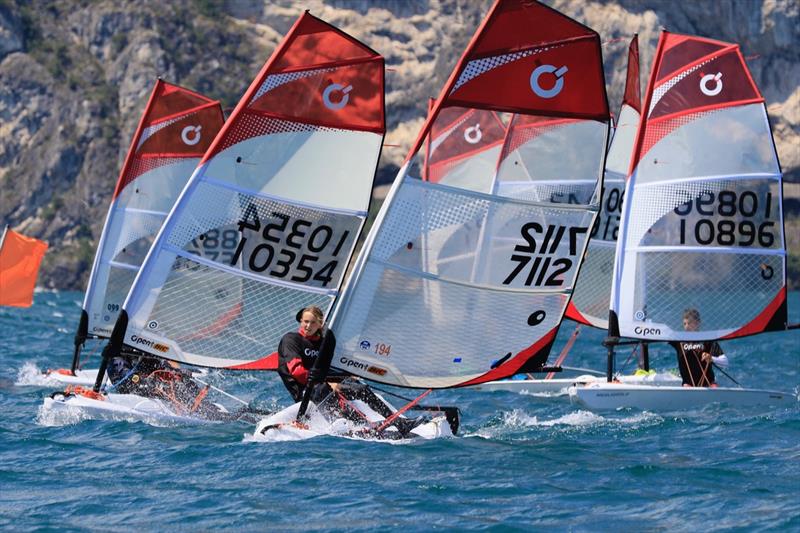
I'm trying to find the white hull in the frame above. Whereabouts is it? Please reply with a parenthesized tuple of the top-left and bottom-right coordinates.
(44, 367, 208, 387)
(569, 382, 796, 411)
(251, 399, 453, 442)
(45, 368, 100, 387)
(472, 372, 681, 395)
(41, 391, 226, 426)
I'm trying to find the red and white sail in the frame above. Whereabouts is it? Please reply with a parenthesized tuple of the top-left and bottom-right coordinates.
(117, 12, 385, 369)
(82, 80, 224, 337)
(568, 35, 641, 328)
(610, 31, 787, 341)
(330, 0, 610, 388)
(423, 105, 506, 191)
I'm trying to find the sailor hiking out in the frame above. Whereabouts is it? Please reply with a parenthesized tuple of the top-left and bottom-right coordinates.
(276, 306, 444, 437)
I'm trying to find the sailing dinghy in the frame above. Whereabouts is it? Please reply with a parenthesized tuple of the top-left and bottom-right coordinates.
(253, 0, 612, 440)
(569, 31, 796, 410)
(44, 12, 404, 428)
(43, 80, 225, 387)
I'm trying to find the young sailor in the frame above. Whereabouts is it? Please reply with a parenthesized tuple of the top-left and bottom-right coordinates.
(670, 308, 729, 387)
(276, 306, 335, 403)
(277, 306, 436, 436)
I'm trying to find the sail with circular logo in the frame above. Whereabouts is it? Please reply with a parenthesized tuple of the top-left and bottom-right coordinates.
(329, 0, 610, 388)
(609, 31, 787, 341)
(75, 80, 223, 358)
(567, 35, 642, 329)
(103, 12, 385, 370)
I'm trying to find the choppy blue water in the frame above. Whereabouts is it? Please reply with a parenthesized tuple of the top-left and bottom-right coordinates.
(1, 291, 798, 531)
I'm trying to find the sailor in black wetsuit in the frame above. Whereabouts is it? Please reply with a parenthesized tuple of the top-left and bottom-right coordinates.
(670, 308, 729, 387)
(277, 305, 331, 403)
(277, 306, 434, 436)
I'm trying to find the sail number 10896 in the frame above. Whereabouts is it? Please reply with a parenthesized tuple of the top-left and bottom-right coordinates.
(674, 189, 775, 248)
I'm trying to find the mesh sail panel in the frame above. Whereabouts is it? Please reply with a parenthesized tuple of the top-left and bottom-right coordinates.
(84, 160, 201, 336)
(496, 118, 606, 204)
(334, 262, 569, 388)
(123, 176, 363, 366)
(166, 180, 361, 289)
(621, 250, 783, 338)
(636, 104, 778, 183)
(569, 241, 615, 328)
(126, 255, 332, 367)
(332, 179, 592, 387)
(369, 180, 594, 289)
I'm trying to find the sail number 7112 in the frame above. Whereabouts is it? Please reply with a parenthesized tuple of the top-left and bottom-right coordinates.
(503, 223, 587, 287)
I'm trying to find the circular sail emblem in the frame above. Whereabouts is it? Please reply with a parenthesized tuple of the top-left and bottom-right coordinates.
(464, 124, 482, 144)
(700, 72, 723, 96)
(322, 83, 353, 111)
(181, 125, 202, 145)
(530, 64, 568, 99)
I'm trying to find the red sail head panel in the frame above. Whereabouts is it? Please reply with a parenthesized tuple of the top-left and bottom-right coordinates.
(656, 34, 726, 82)
(649, 49, 762, 120)
(448, 39, 608, 119)
(272, 14, 377, 70)
(137, 104, 226, 156)
(149, 83, 215, 122)
(431, 106, 477, 139)
(113, 80, 223, 199)
(248, 61, 384, 132)
(428, 108, 505, 169)
(623, 35, 641, 113)
(471, 0, 593, 56)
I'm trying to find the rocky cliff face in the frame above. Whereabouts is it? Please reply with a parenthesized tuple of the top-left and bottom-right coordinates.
(1, 0, 797, 290)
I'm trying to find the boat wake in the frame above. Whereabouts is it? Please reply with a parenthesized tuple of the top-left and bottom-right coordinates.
(36, 402, 92, 427)
(15, 362, 59, 387)
(469, 408, 663, 439)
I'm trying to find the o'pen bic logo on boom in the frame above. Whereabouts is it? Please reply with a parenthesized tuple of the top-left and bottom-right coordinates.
(530, 64, 568, 99)
(700, 72, 723, 96)
(322, 82, 353, 111)
(181, 125, 202, 146)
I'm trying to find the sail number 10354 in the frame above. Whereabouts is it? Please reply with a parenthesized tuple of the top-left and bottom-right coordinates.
(503, 223, 587, 287)
(230, 204, 350, 287)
